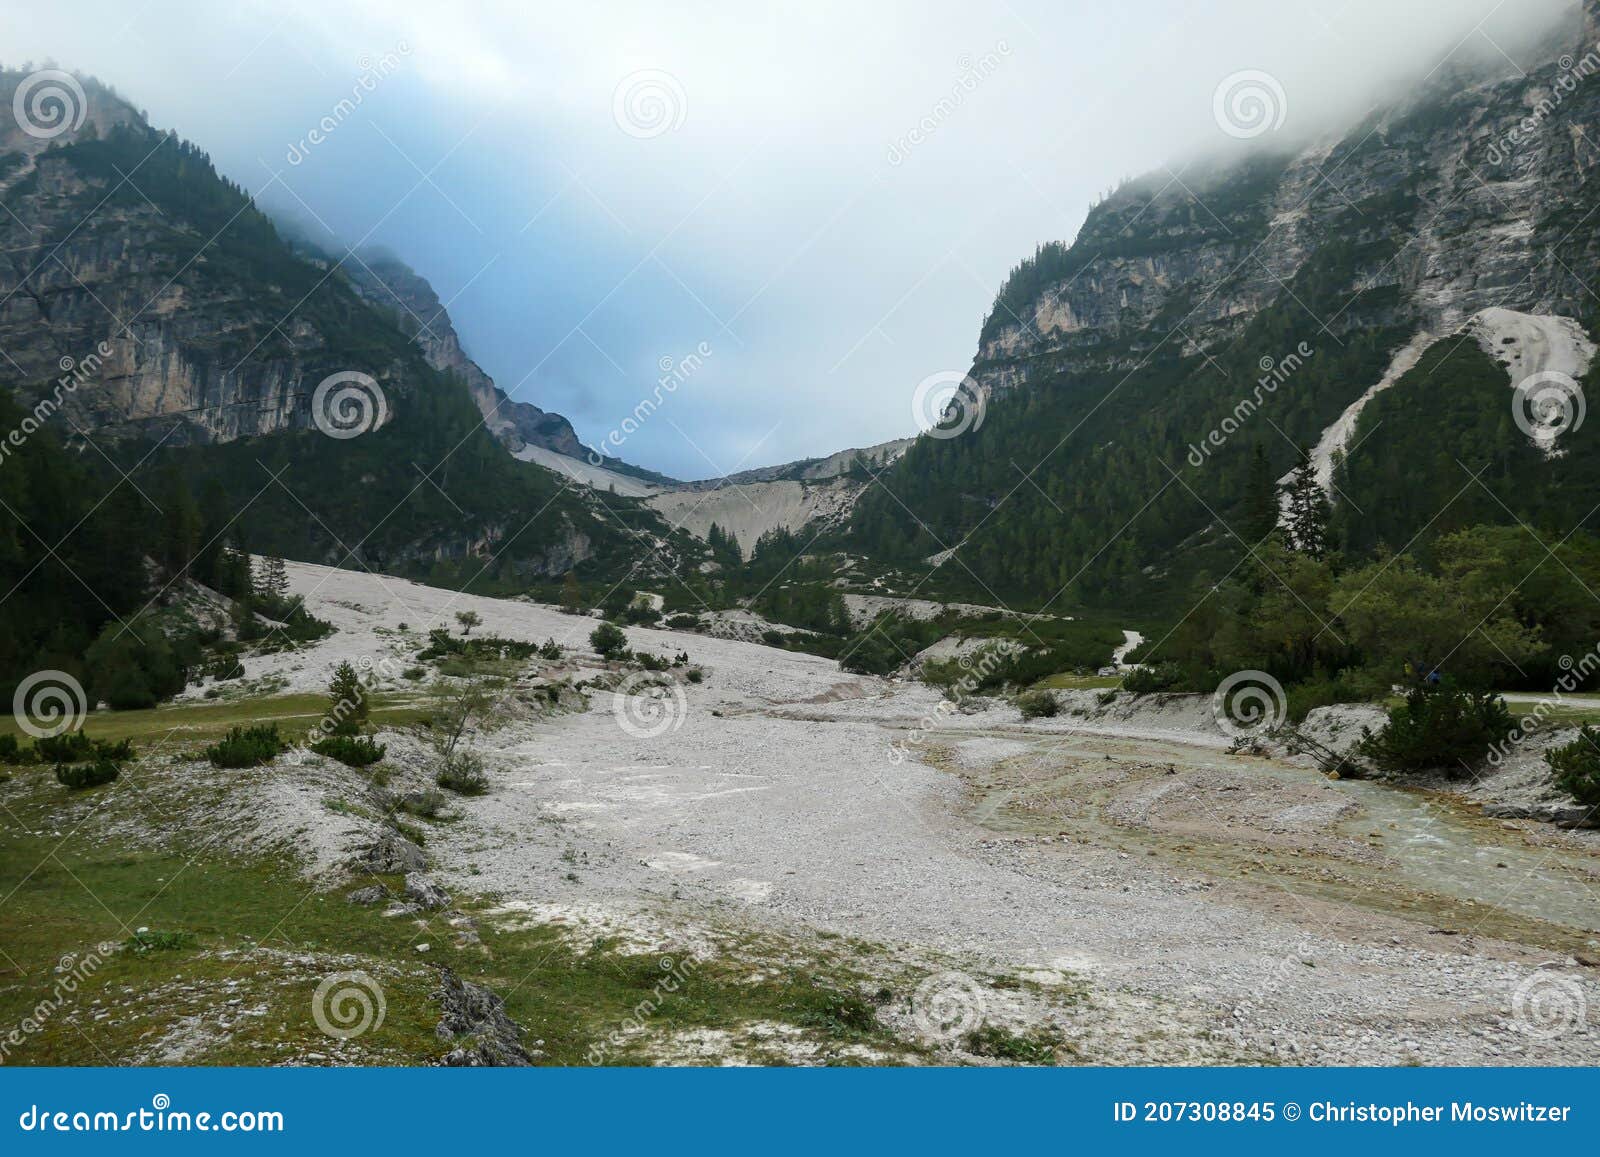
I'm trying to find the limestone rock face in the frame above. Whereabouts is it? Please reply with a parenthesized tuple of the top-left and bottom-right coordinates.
(970, 6, 1600, 398)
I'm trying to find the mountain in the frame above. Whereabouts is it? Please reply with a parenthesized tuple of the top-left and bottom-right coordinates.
(0, 69, 681, 586)
(849, 2, 1600, 609)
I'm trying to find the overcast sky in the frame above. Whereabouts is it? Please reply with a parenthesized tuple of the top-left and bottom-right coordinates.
(2, 0, 1578, 478)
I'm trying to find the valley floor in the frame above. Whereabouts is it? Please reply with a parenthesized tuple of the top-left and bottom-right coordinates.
(4, 562, 1597, 1066)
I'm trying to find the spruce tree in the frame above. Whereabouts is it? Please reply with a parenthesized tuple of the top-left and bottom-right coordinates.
(325, 660, 367, 736)
(1242, 443, 1278, 544)
(1280, 447, 1332, 560)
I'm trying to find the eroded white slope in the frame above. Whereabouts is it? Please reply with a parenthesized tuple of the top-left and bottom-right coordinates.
(1305, 330, 1435, 496)
(512, 444, 660, 497)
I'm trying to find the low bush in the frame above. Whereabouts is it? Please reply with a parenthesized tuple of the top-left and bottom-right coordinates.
(34, 732, 133, 763)
(1545, 726, 1600, 806)
(205, 724, 286, 769)
(436, 751, 489, 796)
(55, 759, 120, 790)
(123, 930, 194, 954)
(397, 789, 448, 819)
(311, 734, 386, 767)
(636, 652, 670, 672)
(1123, 662, 1183, 693)
(685, 667, 705, 684)
(1017, 690, 1059, 719)
(206, 652, 246, 681)
(1357, 685, 1512, 775)
(590, 622, 628, 659)
(0, 735, 35, 764)
(1284, 670, 1381, 722)
(538, 638, 563, 661)
(960, 1024, 1065, 1064)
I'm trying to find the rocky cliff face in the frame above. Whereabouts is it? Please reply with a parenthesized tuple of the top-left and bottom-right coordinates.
(850, 1, 1600, 602)
(0, 71, 431, 444)
(971, 5, 1600, 397)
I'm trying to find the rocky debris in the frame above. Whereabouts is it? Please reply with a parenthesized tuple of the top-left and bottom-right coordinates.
(434, 967, 535, 1066)
(361, 830, 427, 875)
(404, 873, 451, 910)
(346, 885, 387, 906)
(1483, 803, 1599, 829)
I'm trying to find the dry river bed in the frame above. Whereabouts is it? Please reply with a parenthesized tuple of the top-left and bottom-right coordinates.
(274, 565, 1600, 1064)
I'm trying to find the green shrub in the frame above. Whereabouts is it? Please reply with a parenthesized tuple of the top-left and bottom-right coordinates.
(1123, 662, 1182, 693)
(538, 638, 563, 661)
(123, 930, 194, 954)
(1017, 689, 1059, 718)
(590, 622, 628, 660)
(205, 724, 286, 768)
(34, 733, 132, 762)
(310, 734, 386, 767)
(55, 759, 120, 790)
(397, 789, 448, 819)
(1546, 726, 1600, 806)
(1284, 670, 1381, 722)
(437, 751, 489, 796)
(1357, 685, 1512, 775)
(636, 651, 669, 672)
(665, 614, 702, 631)
(0, 735, 27, 763)
(961, 1024, 1065, 1064)
(685, 667, 705, 684)
(206, 652, 245, 681)
(789, 981, 879, 1036)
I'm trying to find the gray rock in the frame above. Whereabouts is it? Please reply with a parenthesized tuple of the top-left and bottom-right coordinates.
(404, 873, 451, 910)
(434, 967, 534, 1066)
(361, 830, 427, 874)
(346, 885, 387, 906)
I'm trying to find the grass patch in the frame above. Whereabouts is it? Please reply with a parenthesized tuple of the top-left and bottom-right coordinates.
(1031, 673, 1122, 691)
(0, 694, 432, 750)
(0, 828, 913, 1066)
(960, 1023, 1069, 1064)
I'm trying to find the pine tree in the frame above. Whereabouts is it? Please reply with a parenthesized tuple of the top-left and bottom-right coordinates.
(1242, 443, 1278, 544)
(325, 660, 367, 736)
(1280, 447, 1332, 560)
(257, 556, 289, 603)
